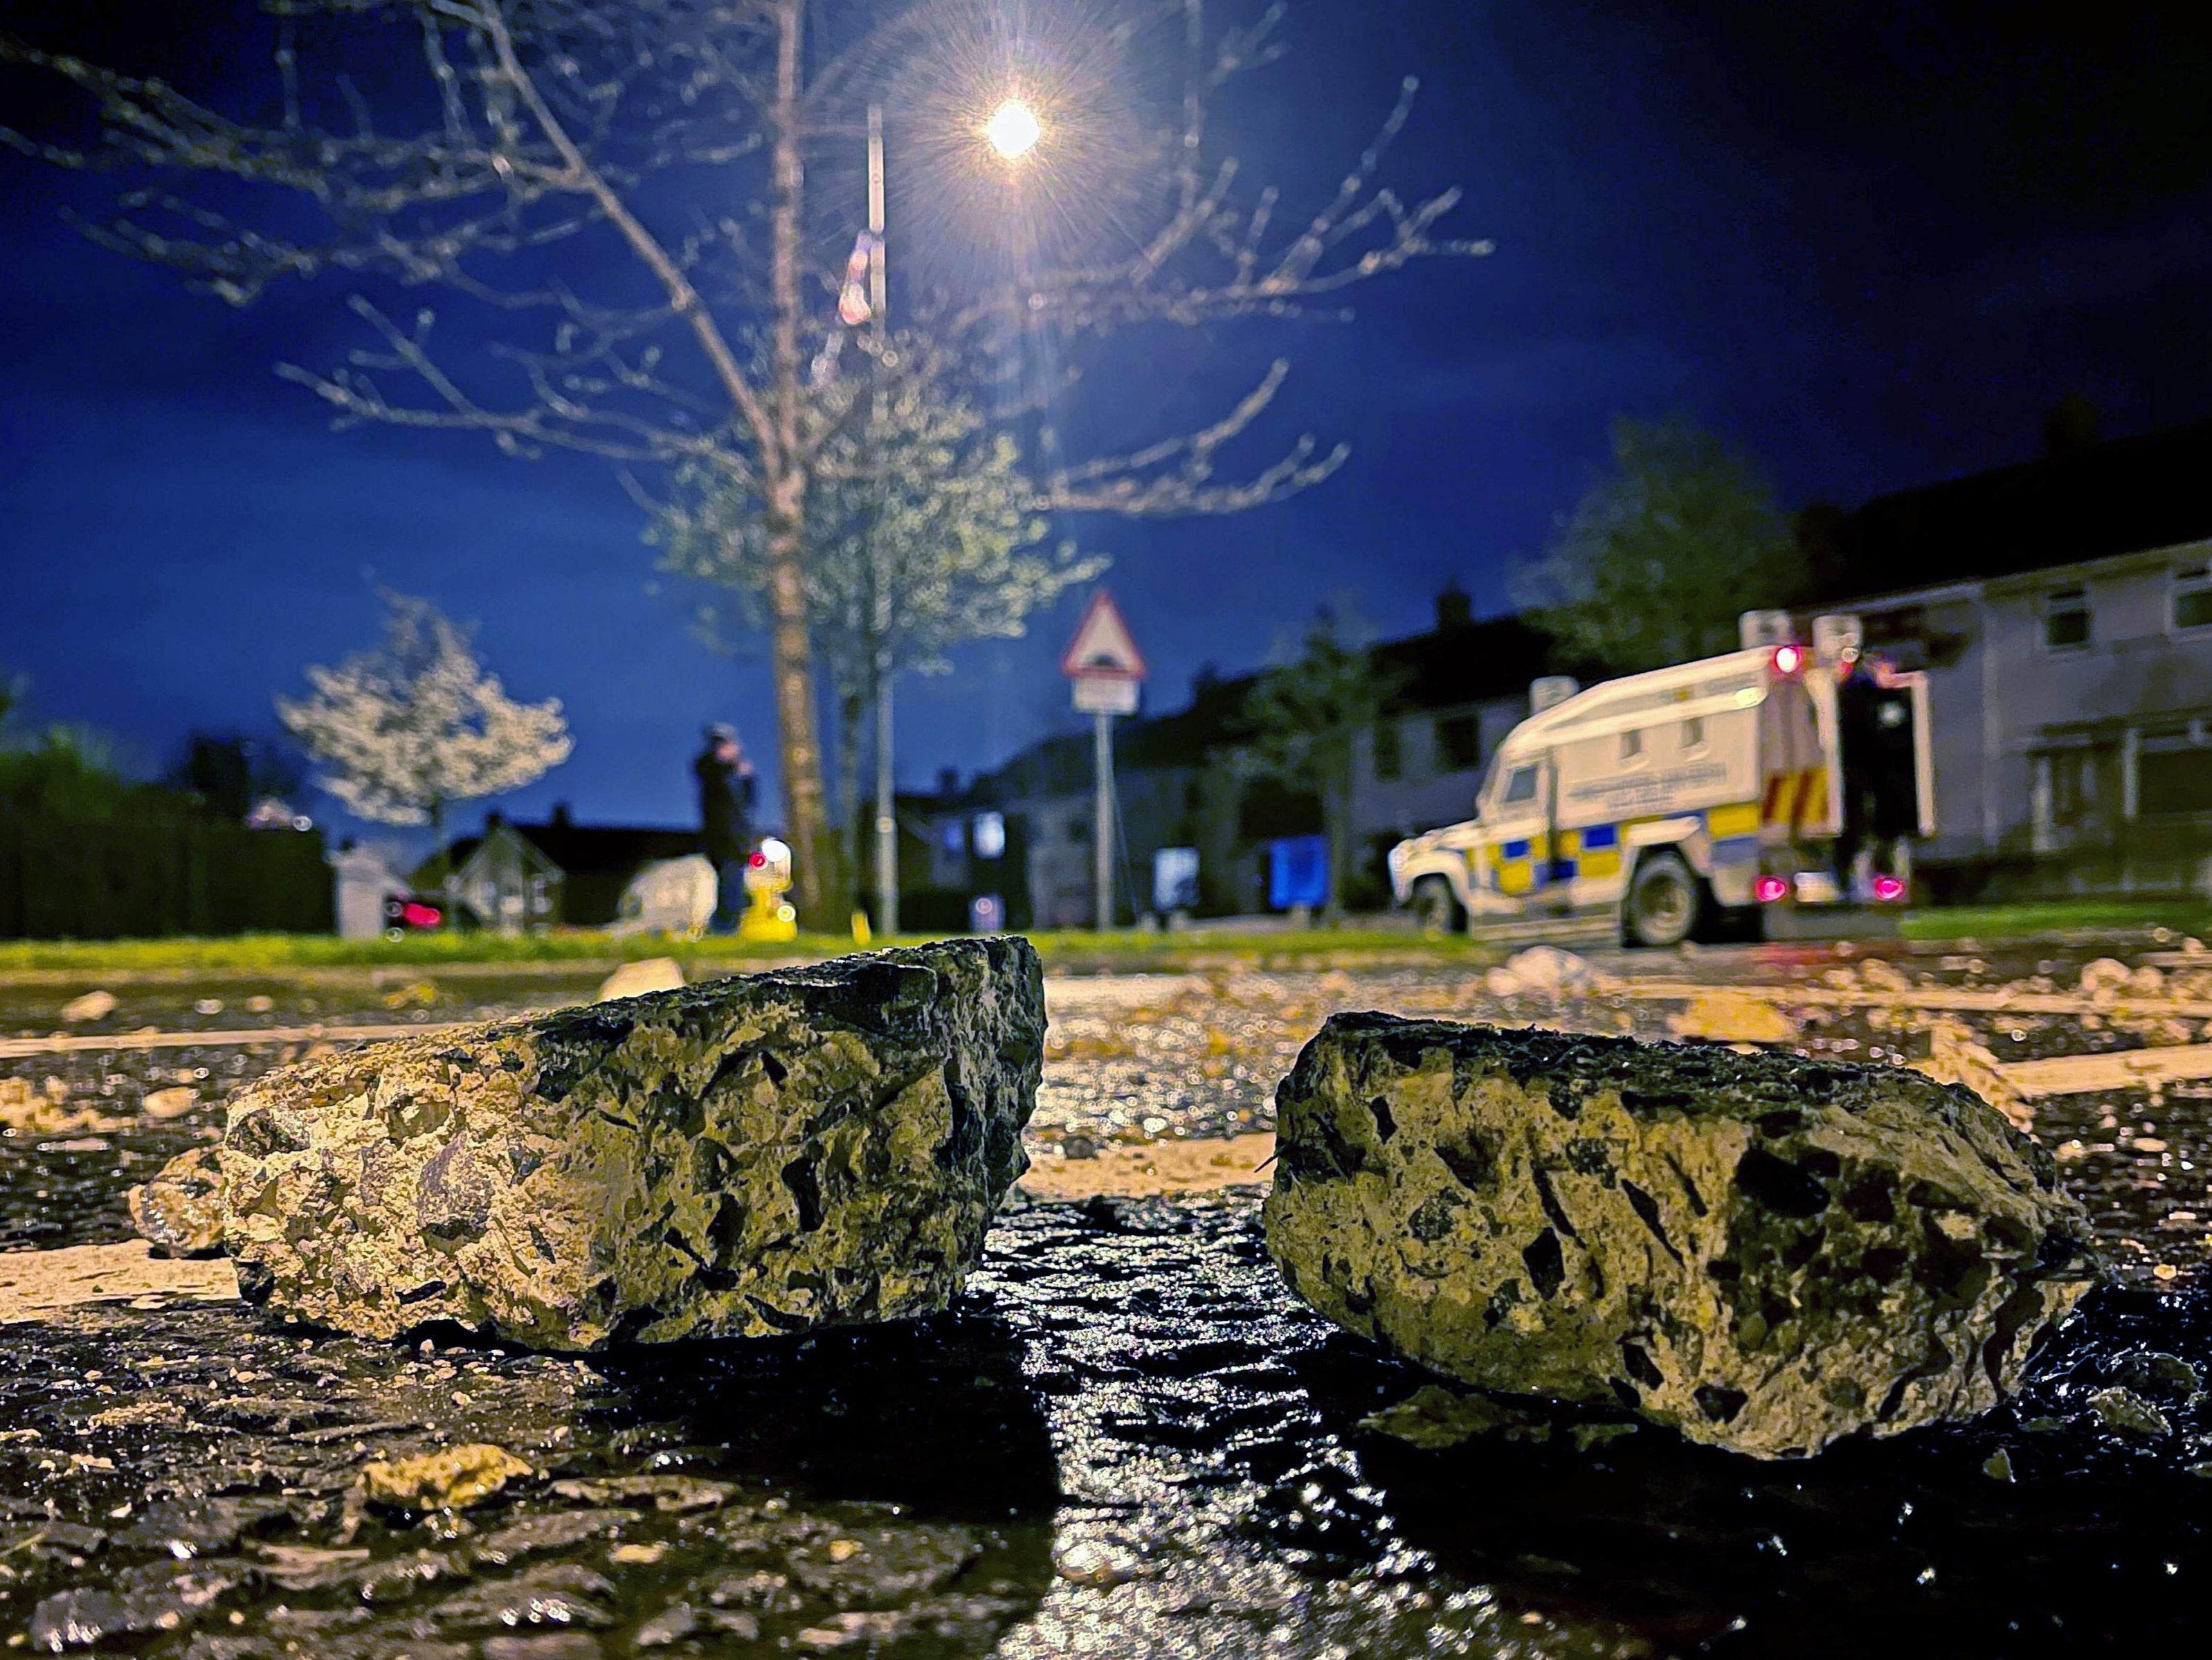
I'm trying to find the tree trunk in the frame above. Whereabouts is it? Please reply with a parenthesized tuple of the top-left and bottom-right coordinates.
(763, 0, 846, 929)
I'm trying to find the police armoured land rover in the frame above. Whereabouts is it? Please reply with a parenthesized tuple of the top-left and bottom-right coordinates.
(1387, 612, 1934, 946)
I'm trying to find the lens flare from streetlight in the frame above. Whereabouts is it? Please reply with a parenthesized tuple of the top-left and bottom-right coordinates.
(986, 98, 1042, 159)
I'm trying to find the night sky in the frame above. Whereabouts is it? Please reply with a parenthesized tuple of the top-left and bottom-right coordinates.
(7, 1, 2212, 844)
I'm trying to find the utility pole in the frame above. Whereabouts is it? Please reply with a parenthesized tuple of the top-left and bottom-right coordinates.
(1092, 710, 1114, 929)
(867, 102, 898, 937)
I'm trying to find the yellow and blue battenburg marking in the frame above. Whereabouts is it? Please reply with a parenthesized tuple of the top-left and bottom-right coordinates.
(1486, 831, 1548, 894)
(1478, 805, 1769, 897)
(1569, 824, 1620, 880)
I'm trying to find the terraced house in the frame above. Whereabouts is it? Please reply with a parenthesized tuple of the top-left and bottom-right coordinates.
(1807, 416, 2212, 900)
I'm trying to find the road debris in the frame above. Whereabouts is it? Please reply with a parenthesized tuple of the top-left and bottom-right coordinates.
(1914, 1018, 2032, 1130)
(1267, 1013, 2097, 1458)
(359, 1443, 535, 1511)
(59, 989, 118, 1023)
(1666, 990, 1803, 1045)
(595, 957, 685, 1002)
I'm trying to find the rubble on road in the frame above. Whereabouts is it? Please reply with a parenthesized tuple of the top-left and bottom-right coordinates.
(595, 956, 685, 1002)
(1483, 946, 1615, 999)
(0, 1076, 130, 1136)
(220, 939, 1045, 1350)
(1265, 1013, 2098, 1458)
(359, 1443, 536, 1513)
(127, 1146, 226, 1256)
(1914, 1018, 2031, 1130)
(60, 989, 118, 1023)
(1665, 990, 1804, 1045)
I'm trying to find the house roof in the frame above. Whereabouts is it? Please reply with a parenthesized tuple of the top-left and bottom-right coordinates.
(946, 609, 1568, 809)
(1812, 417, 2212, 603)
(440, 818, 702, 878)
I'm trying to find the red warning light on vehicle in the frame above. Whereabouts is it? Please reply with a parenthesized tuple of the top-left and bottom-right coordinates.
(1770, 644, 1804, 677)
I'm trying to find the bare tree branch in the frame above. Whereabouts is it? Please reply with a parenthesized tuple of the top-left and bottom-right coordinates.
(6, 0, 1489, 917)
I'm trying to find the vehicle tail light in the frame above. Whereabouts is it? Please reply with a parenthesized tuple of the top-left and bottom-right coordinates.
(1754, 876, 1789, 904)
(401, 901, 442, 928)
(1871, 875, 1907, 903)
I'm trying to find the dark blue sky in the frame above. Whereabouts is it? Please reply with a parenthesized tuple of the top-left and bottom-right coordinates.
(7, 1, 2212, 840)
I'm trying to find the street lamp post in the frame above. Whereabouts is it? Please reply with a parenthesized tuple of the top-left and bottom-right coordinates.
(867, 102, 897, 939)
(859, 93, 1043, 940)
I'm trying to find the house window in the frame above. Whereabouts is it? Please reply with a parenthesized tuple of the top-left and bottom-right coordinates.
(2175, 565, 2212, 633)
(1067, 817, 1089, 844)
(2139, 723, 2212, 817)
(1436, 713, 1482, 772)
(1372, 720, 1403, 782)
(2044, 585, 2091, 651)
(2031, 746, 2117, 849)
(1680, 716, 1706, 750)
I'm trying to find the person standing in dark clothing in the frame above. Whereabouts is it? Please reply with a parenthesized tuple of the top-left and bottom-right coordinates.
(695, 724, 756, 932)
(1835, 656, 1919, 894)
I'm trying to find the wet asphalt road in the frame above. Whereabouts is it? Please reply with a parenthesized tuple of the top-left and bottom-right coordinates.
(3, 939, 2211, 1657)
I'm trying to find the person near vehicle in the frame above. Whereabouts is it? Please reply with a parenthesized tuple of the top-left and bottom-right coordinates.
(1835, 651, 1918, 895)
(694, 723, 757, 932)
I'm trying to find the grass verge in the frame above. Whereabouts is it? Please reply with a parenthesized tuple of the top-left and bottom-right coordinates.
(0, 927, 1497, 978)
(1901, 900, 2212, 943)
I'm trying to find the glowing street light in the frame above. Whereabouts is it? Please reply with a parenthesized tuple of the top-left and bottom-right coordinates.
(984, 97, 1042, 160)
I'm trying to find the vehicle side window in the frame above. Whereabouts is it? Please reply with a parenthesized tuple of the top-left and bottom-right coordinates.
(1501, 764, 1540, 806)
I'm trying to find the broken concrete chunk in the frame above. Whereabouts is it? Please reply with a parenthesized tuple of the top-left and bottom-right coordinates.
(1264, 1014, 2098, 1459)
(60, 989, 118, 1023)
(361, 1444, 534, 1512)
(141, 1085, 200, 1121)
(221, 939, 1044, 1351)
(127, 1147, 227, 1258)
(2088, 1387, 2172, 1437)
(596, 957, 685, 1002)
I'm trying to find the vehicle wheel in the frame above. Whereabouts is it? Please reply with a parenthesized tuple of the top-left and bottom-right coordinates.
(1624, 853, 1700, 948)
(1411, 876, 1464, 937)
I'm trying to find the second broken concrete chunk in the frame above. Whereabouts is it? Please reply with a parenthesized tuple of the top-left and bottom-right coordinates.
(1264, 1014, 2097, 1459)
(221, 939, 1044, 1351)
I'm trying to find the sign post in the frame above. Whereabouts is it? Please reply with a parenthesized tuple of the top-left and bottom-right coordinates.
(1060, 591, 1147, 930)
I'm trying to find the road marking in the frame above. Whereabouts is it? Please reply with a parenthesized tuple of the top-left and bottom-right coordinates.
(1017, 1133, 1276, 1200)
(2002, 1045, 2212, 1097)
(0, 1242, 239, 1324)
(1610, 982, 2212, 1020)
(0, 1023, 471, 1060)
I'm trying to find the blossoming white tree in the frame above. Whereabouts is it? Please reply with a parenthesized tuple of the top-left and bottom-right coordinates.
(277, 593, 571, 855)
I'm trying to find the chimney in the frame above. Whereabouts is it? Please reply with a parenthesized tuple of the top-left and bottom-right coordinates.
(550, 801, 573, 828)
(937, 766, 960, 800)
(1436, 581, 1472, 633)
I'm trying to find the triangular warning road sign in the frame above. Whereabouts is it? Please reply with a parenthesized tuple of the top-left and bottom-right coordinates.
(1060, 590, 1147, 680)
